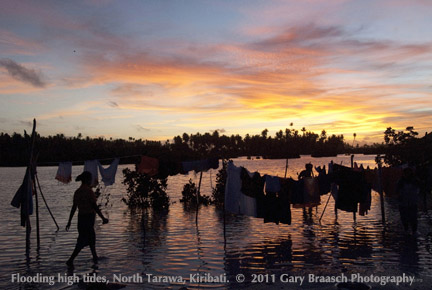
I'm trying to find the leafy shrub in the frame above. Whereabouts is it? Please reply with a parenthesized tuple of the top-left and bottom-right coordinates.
(211, 160, 228, 207)
(122, 168, 169, 210)
(181, 178, 211, 205)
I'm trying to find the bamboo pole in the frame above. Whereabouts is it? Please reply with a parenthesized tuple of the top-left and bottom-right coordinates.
(284, 158, 289, 178)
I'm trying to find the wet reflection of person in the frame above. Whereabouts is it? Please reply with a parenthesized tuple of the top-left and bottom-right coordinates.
(397, 168, 419, 235)
(299, 163, 314, 219)
(66, 171, 109, 266)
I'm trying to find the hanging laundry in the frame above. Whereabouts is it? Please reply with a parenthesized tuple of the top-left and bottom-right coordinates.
(240, 167, 265, 198)
(137, 156, 159, 176)
(11, 168, 33, 227)
(315, 166, 331, 196)
(158, 159, 182, 178)
(181, 157, 219, 174)
(208, 157, 219, 170)
(328, 162, 338, 201)
(55, 162, 72, 184)
(289, 178, 305, 208)
(84, 160, 99, 187)
(240, 167, 265, 218)
(279, 178, 292, 225)
(358, 168, 376, 216)
(332, 164, 365, 213)
(263, 191, 280, 224)
(303, 177, 321, 207)
(263, 177, 292, 225)
(98, 158, 120, 186)
(225, 162, 257, 217)
(359, 184, 372, 216)
(265, 175, 281, 193)
(239, 191, 258, 217)
(225, 162, 242, 214)
(364, 168, 378, 192)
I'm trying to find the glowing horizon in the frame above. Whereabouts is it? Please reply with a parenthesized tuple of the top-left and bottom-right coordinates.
(1, 0, 432, 144)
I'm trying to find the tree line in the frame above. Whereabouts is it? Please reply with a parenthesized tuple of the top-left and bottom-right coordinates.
(0, 126, 395, 167)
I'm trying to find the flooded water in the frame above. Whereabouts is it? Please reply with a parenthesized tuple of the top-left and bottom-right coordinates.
(1, 155, 432, 289)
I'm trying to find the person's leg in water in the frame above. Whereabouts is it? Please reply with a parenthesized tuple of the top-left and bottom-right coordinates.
(89, 228, 98, 263)
(90, 244, 98, 263)
(66, 244, 83, 266)
(399, 207, 410, 232)
(409, 206, 418, 235)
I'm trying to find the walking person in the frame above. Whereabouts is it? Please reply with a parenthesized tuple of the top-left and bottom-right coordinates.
(66, 171, 108, 266)
(397, 167, 420, 235)
(299, 163, 314, 219)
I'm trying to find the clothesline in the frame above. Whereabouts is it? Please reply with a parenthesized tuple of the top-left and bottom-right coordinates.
(36, 154, 142, 166)
(54, 155, 220, 187)
(224, 161, 379, 226)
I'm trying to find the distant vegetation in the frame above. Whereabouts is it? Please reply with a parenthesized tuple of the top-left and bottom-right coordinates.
(0, 126, 414, 167)
(383, 126, 432, 168)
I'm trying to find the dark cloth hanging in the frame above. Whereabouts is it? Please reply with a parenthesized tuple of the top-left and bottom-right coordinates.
(332, 164, 366, 213)
(181, 157, 219, 174)
(279, 178, 292, 225)
(208, 157, 219, 170)
(315, 166, 331, 196)
(263, 191, 280, 224)
(240, 167, 265, 198)
(265, 175, 281, 193)
(289, 178, 305, 207)
(11, 167, 34, 227)
(240, 167, 265, 218)
(358, 168, 376, 216)
(263, 177, 291, 225)
(158, 159, 182, 178)
(359, 183, 372, 216)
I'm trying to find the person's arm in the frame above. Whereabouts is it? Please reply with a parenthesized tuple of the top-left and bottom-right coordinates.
(92, 202, 109, 224)
(66, 203, 77, 231)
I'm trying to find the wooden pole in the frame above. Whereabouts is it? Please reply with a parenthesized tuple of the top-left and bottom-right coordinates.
(330, 161, 338, 220)
(284, 158, 289, 178)
(319, 193, 332, 223)
(35, 174, 60, 231)
(26, 216, 31, 255)
(26, 119, 37, 254)
(351, 155, 356, 223)
(196, 171, 203, 224)
(33, 179, 40, 249)
(377, 162, 386, 225)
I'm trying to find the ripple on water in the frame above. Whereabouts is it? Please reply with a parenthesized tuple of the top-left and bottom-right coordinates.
(1, 156, 432, 289)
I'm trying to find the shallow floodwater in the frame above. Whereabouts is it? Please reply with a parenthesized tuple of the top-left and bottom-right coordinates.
(1, 155, 432, 289)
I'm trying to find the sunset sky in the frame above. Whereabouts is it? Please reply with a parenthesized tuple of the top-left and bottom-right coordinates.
(1, 0, 431, 144)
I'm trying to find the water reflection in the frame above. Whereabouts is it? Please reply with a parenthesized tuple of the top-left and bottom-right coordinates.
(1, 156, 432, 289)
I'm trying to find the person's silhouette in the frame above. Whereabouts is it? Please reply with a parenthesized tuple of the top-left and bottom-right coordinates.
(66, 171, 108, 266)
